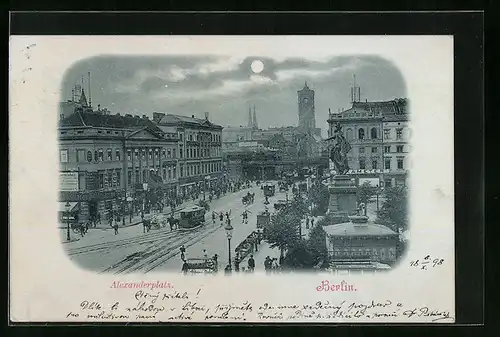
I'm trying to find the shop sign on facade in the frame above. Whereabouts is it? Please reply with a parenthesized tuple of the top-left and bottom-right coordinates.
(60, 172, 79, 191)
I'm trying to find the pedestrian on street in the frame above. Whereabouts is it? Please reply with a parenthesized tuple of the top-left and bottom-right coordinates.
(305, 217, 310, 230)
(113, 217, 119, 235)
(219, 212, 224, 225)
(182, 261, 189, 275)
(264, 256, 271, 274)
(180, 245, 186, 261)
(212, 211, 217, 224)
(311, 217, 315, 227)
(234, 258, 240, 272)
(224, 264, 232, 275)
(272, 258, 279, 272)
(248, 255, 255, 272)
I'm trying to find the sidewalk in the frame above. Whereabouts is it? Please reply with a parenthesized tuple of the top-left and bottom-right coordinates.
(239, 240, 281, 271)
(59, 200, 197, 230)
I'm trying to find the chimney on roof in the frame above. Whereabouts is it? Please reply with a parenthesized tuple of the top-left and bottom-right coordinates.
(191, 114, 195, 118)
(204, 111, 209, 120)
(152, 112, 165, 123)
(366, 98, 368, 102)
(142, 115, 147, 119)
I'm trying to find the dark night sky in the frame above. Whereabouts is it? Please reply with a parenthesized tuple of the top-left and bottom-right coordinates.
(62, 54, 406, 136)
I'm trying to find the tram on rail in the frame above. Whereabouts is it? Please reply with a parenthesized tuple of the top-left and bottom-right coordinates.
(178, 206, 206, 229)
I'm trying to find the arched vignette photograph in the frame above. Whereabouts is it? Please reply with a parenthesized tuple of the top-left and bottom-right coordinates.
(58, 53, 409, 276)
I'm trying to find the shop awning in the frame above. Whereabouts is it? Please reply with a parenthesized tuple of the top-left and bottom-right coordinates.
(59, 201, 78, 212)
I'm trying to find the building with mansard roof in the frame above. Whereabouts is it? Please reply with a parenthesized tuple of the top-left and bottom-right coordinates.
(58, 108, 180, 224)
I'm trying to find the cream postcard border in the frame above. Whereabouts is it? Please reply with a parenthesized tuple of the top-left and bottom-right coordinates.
(9, 35, 454, 323)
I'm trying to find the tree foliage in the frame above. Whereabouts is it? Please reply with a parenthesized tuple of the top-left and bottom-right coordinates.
(308, 182, 330, 216)
(376, 186, 408, 232)
(307, 224, 328, 262)
(357, 181, 376, 206)
(264, 209, 301, 254)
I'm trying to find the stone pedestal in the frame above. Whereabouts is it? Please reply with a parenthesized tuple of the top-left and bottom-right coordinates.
(327, 175, 358, 220)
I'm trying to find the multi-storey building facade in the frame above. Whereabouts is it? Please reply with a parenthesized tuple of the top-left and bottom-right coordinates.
(382, 98, 410, 187)
(327, 98, 409, 186)
(153, 112, 224, 196)
(59, 108, 179, 222)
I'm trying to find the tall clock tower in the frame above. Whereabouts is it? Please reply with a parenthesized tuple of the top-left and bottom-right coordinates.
(297, 82, 316, 134)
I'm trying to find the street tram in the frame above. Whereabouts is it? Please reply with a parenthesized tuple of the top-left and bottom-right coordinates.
(178, 205, 206, 229)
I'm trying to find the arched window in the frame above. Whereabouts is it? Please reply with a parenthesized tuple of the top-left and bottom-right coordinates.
(371, 127, 377, 139)
(346, 128, 353, 141)
(358, 128, 365, 140)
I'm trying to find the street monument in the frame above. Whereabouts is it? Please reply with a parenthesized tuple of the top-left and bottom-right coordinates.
(327, 121, 357, 219)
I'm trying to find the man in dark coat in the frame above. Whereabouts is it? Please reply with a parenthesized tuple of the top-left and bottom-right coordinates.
(247, 255, 255, 272)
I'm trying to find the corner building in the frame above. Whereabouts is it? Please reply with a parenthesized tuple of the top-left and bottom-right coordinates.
(59, 108, 179, 222)
(327, 98, 409, 187)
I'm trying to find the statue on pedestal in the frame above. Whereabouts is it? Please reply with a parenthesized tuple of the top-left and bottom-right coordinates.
(327, 121, 352, 175)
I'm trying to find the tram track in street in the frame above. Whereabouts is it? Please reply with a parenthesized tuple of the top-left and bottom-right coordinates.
(66, 229, 179, 256)
(100, 221, 225, 274)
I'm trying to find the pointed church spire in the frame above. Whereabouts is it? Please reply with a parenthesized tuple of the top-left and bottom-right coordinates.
(247, 105, 253, 127)
(304, 81, 309, 89)
(252, 106, 258, 129)
(79, 88, 88, 106)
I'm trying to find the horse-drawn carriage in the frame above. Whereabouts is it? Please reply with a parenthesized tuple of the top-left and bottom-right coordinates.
(256, 210, 270, 239)
(242, 192, 255, 206)
(142, 213, 169, 232)
(274, 199, 292, 211)
(263, 184, 275, 197)
(182, 257, 218, 274)
(178, 206, 206, 230)
(279, 183, 287, 192)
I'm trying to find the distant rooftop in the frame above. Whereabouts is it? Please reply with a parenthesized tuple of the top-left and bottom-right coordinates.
(60, 110, 164, 135)
(323, 216, 397, 237)
(157, 113, 222, 129)
(329, 98, 409, 121)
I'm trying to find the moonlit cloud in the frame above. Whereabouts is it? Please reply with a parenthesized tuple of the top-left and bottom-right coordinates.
(62, 54, 406, 136)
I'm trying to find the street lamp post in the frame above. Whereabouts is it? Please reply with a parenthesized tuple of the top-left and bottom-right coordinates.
(127, 196, 133, 223)
(225, 222, 234, 270)
(65, 201, 71, 242)
(143, 183, 148, 214)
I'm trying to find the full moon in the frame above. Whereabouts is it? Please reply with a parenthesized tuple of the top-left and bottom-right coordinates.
(251, 60, 264, 74)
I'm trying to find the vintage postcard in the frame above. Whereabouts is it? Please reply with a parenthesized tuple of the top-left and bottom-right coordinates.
(9, 35, 455, 323)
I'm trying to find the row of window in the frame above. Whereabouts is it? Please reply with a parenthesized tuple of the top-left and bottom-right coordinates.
(357, 158, 405, 170)
(353, 145, 405, 155)
(61, 147, 181, 164)
(125, 167, 178, 187)
(383, 128, 405, 140)
(184, 146, 221, 159)
(179, 161, 222, 178)
(330, 127, 407, 141)
(183, 133, 221, 143)
(95, 169, 121, 189)
(331, 247, 396, 258)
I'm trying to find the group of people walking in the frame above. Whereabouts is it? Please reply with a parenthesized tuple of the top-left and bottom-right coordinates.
(264, 256, 281, 273)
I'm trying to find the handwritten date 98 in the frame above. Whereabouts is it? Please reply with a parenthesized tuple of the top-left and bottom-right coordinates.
(410, 255, 444, 270)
